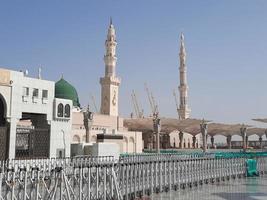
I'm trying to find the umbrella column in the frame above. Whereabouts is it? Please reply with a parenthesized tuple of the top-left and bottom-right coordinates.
(210, 136, 215, 149)
(153, 113, 161, 153)
(200, 120, 208, 153)
(192, 136, 196, 148)
(259, 136, 263, 150)
(179, 131, 184, 149)
(240, 125, 247, 151)
(226, 135, 232, 149)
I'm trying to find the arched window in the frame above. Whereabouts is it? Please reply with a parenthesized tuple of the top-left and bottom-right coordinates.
(57, 103, 64, 117)
(73, 135, 80, 143)
(64, 104, 70, 118)
(82, 135, 86, 142)
(0, 96, 6, 126)
(91, 135, 97, 142)
(123, 137, 128, 153)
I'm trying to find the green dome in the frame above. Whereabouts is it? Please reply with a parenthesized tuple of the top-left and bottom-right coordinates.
(55, 78, 80, 107)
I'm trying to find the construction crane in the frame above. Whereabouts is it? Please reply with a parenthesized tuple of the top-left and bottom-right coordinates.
(151, 93, 158, 114)
(173, 89, 180, 119)
(131, 90, 144, 118)
(131, 91, 139, 118)
(145, 83, 161, 153)
(90, 95, 99, 113)
(144, 83, 159, 116)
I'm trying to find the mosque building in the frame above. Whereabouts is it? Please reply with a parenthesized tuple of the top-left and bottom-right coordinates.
(69, 20, 143, 154)
(0, 19, 203, 160)
(0, 20, 143, 160)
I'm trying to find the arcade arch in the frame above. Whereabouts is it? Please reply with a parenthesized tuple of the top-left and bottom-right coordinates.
(0, 94, 7, 126)
(123, 137, 128, 152)
(82, 135, 86, 142)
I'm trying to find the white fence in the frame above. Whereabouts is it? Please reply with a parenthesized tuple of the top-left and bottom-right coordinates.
(0, 154, 266, 200)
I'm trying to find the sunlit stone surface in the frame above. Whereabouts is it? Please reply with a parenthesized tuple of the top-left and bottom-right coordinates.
(152, 176, 267, 200)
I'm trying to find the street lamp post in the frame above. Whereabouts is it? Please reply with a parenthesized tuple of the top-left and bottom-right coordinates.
(83, 105, 94, 143)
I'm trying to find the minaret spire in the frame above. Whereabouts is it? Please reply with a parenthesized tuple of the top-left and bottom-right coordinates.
(180, 32, 186, 56)
(104, 18, 117, 77)
(110, 17, 113, 26)
(178, 33, 191, 119)
(100, 19, 121, 116)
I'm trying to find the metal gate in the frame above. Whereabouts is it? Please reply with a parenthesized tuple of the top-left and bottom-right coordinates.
(15, 127, 50, 159)
(0, 127, 8, 160)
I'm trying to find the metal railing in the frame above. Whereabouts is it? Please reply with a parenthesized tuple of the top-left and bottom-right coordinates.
(0, 154, 267, 200)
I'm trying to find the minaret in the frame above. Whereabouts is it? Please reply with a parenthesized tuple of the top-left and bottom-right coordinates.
(178, 33, 191, 119)
(100, 19, 121, 116)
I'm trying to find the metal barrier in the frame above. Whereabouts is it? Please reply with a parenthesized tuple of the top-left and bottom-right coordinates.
(119, 154, 253, 199)
(0, 154, 267, 200)
(0, 156, 122, 200)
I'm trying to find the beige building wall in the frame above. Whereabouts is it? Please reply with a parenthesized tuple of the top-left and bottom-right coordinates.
(71, 112, 143, 153)
(72, 112, 124, 131)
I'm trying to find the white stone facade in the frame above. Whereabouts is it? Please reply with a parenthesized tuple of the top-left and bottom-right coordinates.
(0, 68, 72, 159)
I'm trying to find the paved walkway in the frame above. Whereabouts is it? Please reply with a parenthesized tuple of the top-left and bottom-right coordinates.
(151, 175, 267, 200)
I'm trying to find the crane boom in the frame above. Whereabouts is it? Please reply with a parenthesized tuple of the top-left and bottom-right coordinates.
(144, 83, 154, 115)
(144, 83, 158, 116)
(131, 90, 144, 118)
(131, 92, 139, 118)
(151, 92, 158, 114)
(91, 95, 99, 113)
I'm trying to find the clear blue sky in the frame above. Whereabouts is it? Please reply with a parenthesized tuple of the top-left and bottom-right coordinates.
(1, 0, 267, 126)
